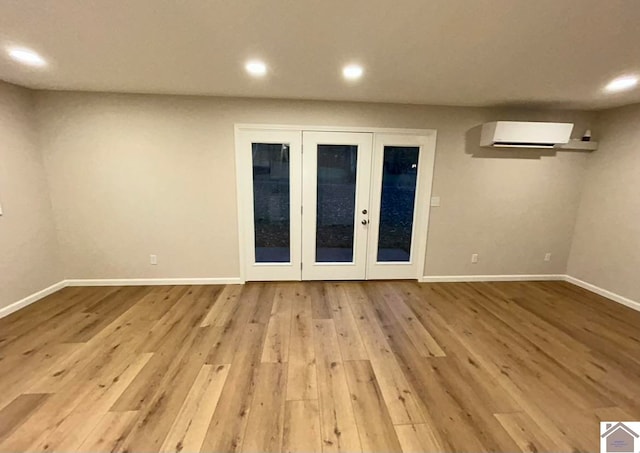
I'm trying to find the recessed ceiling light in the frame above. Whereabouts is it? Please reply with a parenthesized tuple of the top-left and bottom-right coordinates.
(343, 64, 364, 81)
(7, 46, 47, 67)
(605, 75, 638, 93)
(245, 60, 267, 77)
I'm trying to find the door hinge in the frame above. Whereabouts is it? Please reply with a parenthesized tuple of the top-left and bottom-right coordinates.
(300, 262, 303, 270)
(301, 205, 303, 215)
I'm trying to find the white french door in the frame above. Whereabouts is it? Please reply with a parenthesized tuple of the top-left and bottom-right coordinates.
(301, 132, 373, 280)
(366, 133, 434, 279)
(236, 129, 302, 281)
(236, 126, 436, 282)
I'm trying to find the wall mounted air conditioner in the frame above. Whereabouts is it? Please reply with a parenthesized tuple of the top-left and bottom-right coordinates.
(480, 121, 574, 148)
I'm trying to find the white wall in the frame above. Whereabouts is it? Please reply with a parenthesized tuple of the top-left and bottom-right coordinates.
(35, 90, 596, 281)
(0, 82, 61, 310)
(568, 104, 640, 301)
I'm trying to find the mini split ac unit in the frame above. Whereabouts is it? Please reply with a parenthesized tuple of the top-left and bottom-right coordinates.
(480, 121, 574, 148)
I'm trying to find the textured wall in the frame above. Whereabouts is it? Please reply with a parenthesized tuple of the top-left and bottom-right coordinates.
(568, 104, 640, 301)
(35, 91, 596, 280)
(0, 82, 61, 309)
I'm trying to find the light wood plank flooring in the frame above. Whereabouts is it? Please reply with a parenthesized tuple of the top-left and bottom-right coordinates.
(1, 281, 639, 452)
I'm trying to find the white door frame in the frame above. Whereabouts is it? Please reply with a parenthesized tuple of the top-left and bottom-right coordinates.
(235, 124, 438, 283)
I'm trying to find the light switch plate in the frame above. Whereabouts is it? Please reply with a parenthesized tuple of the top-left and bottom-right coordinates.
(430, 196, 441, 207)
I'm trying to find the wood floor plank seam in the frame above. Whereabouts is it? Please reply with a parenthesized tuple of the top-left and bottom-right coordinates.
(320, 293, 365, 452)
(347, 283, 426, 425)
(286, 283, 318, 401)
(325, 308, 367, 453)
(312, 318, 363, 452)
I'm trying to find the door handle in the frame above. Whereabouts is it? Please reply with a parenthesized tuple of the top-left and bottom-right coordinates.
(361, 219, 369, 225)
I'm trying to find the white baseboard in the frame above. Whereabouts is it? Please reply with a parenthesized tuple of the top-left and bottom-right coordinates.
(4, 274, 638, 320)
(419, 274, 565, 283)
(418, 273, 640, 313)
(0, 280, 67, 319)
(0, 277, 244, 319)
(564, 275, 640, 313)
(65, 277, 243, 286)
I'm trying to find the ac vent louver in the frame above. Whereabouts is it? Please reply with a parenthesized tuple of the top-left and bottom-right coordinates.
(492, 141, 556, 148)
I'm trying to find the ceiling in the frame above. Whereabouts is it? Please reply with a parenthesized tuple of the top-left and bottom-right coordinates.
(1, 0, 640, 109)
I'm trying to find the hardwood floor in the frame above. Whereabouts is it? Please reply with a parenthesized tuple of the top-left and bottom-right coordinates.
(1, 280, 639, 452)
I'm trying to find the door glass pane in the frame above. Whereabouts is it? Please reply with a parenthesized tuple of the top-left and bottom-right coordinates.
(316, 145, 358, 263)
(377, 146, 419, 262)
(252, 143, 290, 263)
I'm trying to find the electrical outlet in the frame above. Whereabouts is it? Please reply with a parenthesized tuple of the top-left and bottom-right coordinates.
(430, 196, 441, 207)
(471, 253, 479, 264)
(544, 253, 552, 262)
(150, 254, 158, 265)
